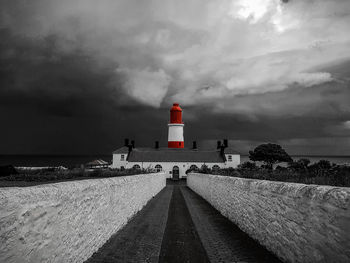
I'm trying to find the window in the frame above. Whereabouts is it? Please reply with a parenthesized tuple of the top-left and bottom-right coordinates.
(132, 164, 141, 170)
(212, 165, 220, 170)
(227, 155, 232, 162)
(120, 154, 125, 161)
(155, 164, 162, 172)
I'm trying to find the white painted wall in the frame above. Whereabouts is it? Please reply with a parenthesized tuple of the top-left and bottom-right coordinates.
(112, 153, 128, 168)
(0, 173, 166, 263)
(188, 173, 350, 263)
(112, 156, 240, 178)
(138, 162, 221, 178)
(225, 154, 240, 164)
(167, 123, 184, 142)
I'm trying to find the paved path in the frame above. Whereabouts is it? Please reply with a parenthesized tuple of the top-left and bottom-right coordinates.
(159, 185, 209, 263)
(85, 180, 282, 263)
(85, 186, 172, 263)
(181, 186, 280, 263)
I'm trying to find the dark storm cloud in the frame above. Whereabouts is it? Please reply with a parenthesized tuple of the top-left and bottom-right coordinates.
(0, 28, 121, 116)
(1, 0, 350, 155)
(0, 29, 169, 154)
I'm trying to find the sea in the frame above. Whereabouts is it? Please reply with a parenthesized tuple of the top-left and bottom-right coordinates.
(0, 154, 349, 168)
(0, 155, 112, 168)
(240, 155, 350, 166)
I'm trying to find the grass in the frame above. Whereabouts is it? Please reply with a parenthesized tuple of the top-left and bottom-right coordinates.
(0, 167, 156, 187)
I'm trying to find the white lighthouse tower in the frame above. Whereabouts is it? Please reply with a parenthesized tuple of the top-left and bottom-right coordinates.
(168, 103, 184, 148)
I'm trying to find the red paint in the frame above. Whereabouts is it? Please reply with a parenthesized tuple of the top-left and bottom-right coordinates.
(168, 103, 184, 148)
(168, 141, 184, 148)
(170, 103, 183, 124)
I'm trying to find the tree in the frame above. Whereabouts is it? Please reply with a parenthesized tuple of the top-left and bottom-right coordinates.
(309, 160, 332, 177)
(249, 143, 292, 170)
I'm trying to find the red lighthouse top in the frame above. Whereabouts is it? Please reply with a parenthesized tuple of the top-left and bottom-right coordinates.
(170, 103, 183, 124)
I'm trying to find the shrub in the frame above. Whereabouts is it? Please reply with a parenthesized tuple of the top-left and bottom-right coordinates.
(1, 167, 155, 183)
(198, 164, 212, 174)
(238, 161, 258, 170)
(195, 160, 350, 187)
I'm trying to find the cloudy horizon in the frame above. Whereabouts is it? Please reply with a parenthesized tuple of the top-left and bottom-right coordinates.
(1, 0, 350, 155)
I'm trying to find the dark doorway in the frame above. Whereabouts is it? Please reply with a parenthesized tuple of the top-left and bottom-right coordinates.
(172, 166, 179, 180)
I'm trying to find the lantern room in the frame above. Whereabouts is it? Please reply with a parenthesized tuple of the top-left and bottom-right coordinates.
(170, 103, 183, 124)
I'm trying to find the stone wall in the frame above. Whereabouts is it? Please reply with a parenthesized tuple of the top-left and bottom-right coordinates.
(0, 172, 166, 263)
(188, 173, 350, 263)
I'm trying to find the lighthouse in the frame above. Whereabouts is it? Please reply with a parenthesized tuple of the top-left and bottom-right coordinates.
(168, 103, 184, 148)
(112, 101, 241, 177)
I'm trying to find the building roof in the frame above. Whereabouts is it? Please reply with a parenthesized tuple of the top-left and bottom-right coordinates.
(113, 146, 240, 156)
(113, 146, 129, 154)
(128, 148, 225, 163)
(222, 147, 240, 154)
(86, 159, 109, 166)
(111, 147, 241, 163)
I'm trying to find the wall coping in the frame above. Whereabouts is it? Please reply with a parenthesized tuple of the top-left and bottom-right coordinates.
(0, 172, 165, 190)
(188, 173, 350, 209)
(0, 173, 166, 205)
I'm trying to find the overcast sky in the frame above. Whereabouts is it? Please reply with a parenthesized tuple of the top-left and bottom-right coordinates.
(1, 0, 350, 155)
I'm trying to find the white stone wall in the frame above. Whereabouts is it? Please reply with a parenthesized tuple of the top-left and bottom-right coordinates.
(0, 172, 166, 263)
(188, 173, 350, 263)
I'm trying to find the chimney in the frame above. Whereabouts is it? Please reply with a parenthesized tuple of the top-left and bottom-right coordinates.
(217, 140, 222, 149)
(128, 144, 133, 153)
(131, 140, 135, 148)
(223, 139, 228, 148)
(220, 145, 225, 156)
(124, 138, 129, 147)
(155, 141, 159, 149)
(192, 141, 197, 150)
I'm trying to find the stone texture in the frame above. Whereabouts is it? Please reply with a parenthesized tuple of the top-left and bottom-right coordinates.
(187, 173, 350, 263)
(0, 173, 166, 263)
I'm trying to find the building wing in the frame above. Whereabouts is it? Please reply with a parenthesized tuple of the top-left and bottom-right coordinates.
(126, 148, 225, 163)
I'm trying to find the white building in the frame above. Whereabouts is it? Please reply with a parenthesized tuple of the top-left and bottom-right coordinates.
(112, 103, 240, 179)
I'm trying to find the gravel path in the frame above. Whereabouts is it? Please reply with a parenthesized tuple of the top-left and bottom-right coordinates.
(85, 180, 282, 263)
